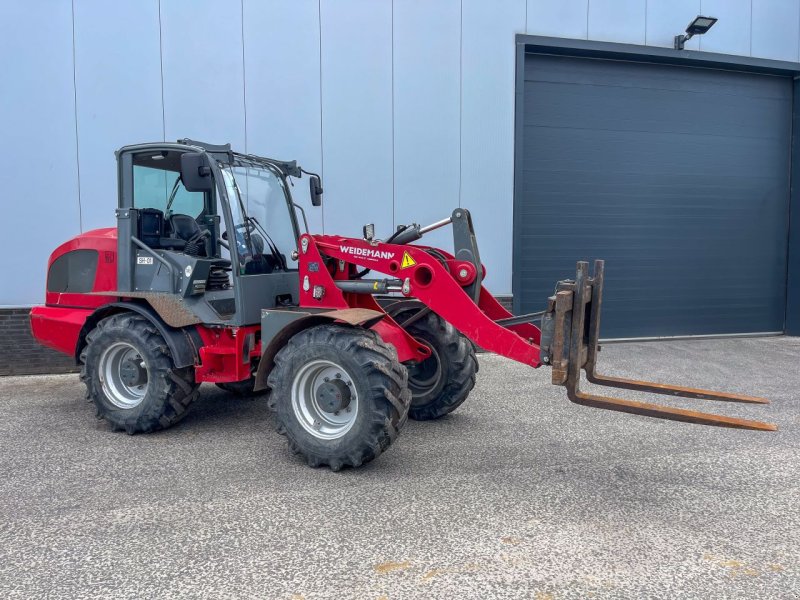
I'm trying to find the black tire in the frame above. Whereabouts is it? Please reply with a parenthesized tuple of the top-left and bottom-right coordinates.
(267, 324, 410, 471)
(402, 311, 478, 421)
(216, 377, 259, 396)
(80, 313, 199, 434)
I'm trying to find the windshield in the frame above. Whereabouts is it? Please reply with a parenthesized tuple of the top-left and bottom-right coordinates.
(220, 164, 297, 275)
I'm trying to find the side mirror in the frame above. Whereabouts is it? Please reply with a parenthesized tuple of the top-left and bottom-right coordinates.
(180, 152, 213, 192)
(309, 175, 323, 207)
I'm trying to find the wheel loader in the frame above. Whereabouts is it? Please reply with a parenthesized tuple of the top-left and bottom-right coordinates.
(30, 139, 776, 470)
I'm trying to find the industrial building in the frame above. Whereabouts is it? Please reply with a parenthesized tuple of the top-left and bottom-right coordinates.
(2, 0, 800, 374)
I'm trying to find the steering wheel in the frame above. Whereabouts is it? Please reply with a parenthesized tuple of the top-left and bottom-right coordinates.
(183, 228, 210, 256)
(187, 228, 211, 245)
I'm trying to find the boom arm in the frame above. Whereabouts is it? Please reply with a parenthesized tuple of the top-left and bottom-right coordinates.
(297, 209, 776, 432)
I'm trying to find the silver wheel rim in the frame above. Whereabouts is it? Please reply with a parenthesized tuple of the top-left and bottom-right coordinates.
(291, 359, 359, 440)
(98, 342, 148, 409)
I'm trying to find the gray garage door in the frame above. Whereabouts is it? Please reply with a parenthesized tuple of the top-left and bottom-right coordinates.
(514, 53, 792, 338)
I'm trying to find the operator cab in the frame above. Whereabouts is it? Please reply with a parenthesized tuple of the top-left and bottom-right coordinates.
(116, 140, 313, 326)
(131, 151, 220, 258)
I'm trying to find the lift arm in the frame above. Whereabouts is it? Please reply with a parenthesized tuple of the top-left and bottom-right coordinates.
(300, 210, 776, 432)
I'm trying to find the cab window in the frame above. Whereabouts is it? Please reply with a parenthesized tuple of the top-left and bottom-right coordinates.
(133, 164, 204, 217)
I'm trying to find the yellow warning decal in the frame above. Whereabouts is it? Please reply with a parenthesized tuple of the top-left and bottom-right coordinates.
(400, 251, 417, 269)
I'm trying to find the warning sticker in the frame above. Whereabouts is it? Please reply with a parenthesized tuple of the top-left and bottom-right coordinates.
(400, 251, 417, 269)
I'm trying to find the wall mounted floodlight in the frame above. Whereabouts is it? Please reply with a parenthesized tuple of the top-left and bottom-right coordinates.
(674, 15, 718, 50)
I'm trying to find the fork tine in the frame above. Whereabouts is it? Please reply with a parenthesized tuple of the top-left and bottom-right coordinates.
(585, 372, 769, 404)
(566, 384, 777, 431)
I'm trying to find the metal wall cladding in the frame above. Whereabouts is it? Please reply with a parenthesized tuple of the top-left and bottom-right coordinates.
(4, 0, 800, 305)
(1, 1, 81, 306)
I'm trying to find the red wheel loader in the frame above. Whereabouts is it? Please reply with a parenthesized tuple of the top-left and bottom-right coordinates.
(30, 140, 776, 470)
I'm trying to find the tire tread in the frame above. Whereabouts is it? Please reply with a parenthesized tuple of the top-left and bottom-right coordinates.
(405, 312, 478, 421)
(267, 325, 410, 471)
(81, 313, 199, 434)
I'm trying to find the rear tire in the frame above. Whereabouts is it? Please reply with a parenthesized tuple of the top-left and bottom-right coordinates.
(80, 313, 199, 434)
(267, 325, 410, 471)
(402, 311, 478, 421)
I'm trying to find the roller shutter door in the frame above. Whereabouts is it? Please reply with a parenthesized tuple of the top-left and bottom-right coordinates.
(514, 54, 791, 337)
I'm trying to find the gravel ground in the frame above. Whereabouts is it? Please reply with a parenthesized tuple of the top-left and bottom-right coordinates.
(0, 336, 798, 599)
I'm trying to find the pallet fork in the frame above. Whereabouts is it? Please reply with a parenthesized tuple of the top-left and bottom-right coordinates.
(542, 260, 776, 431)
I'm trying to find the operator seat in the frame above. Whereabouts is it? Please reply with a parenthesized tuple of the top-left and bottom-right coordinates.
(169, 213, 232, 271)
(169, 214, 207, 257)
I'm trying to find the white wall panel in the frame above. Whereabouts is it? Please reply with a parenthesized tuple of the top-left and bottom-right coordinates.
(526, 0, 588, 40)
(752, 0, 800, 61)
(646, 0, 701, 49)
(461, 0, 525, 294)
(243, 0, 323, 234)
(0, 2, 79, 305)
(320, 0, 393, 239)
(699, 0, 751, 56)
(5, 0, 800, 309)
(160, 0, 245, 149)
(588, 0, 647, 44)
(393, 0, 461, 252)
(73, 0, 163, 232)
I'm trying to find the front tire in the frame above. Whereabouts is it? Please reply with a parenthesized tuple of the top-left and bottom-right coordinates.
(402, 311, 478, 421)
(80, 313, 199, 434)
(267, 325, 410, 470)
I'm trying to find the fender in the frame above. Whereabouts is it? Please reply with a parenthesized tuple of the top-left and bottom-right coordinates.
(76, 301, 203, 369)
(253, 308, 386, 392)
